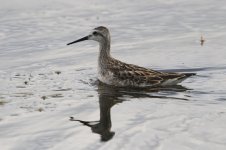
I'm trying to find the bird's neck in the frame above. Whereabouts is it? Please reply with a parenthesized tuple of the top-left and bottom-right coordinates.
(98, 38, 111, 64)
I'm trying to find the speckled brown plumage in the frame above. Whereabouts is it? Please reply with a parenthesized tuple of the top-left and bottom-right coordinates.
(103, 57, 195, 87)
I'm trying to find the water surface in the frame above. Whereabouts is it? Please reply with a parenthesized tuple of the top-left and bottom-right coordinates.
(0, 0, 226, 150)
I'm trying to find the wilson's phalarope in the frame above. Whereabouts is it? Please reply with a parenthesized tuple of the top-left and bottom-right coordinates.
(67, 26, 195, 88)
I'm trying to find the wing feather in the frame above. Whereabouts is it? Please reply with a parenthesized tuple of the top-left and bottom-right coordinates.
(107, 58, 194, 86)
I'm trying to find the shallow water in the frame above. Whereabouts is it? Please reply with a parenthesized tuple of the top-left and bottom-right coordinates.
(1, 0, 226, 150)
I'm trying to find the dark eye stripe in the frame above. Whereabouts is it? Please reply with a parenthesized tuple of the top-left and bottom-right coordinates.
(93, 31, 98, 35)
(93, 31, 104, 38)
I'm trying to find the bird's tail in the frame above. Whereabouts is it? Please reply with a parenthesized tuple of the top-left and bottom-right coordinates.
(184, 73, 196, 77)
(173, 73, 196, 84)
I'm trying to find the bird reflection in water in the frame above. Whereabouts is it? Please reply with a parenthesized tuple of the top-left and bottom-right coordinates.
(70, 81, 189, 142)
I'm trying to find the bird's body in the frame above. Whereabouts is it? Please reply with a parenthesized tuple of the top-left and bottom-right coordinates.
(67, 26, 195, 88)
(97, 56, 194, 87)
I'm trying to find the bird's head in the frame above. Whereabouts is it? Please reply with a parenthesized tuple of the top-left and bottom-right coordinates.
(67, 26, 110, 45)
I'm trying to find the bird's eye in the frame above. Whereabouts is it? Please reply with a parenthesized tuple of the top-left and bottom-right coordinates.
(93, 31, 98, 35)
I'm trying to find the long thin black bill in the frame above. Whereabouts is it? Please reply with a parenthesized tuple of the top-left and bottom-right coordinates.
(67, 36, 89, 45)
